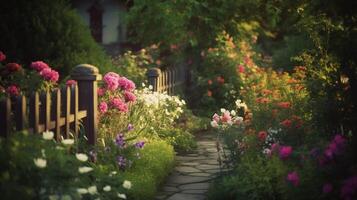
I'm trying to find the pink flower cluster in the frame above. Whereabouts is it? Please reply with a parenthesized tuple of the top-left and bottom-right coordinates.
(103, 72, 136, 92)
(110, 97, 128, 113)
(279, 146, 293, 160)
(66, 79, 77, 86)
(0, 51, 6, 62)
(118, 77, 135, 91)
(324, 134, 346, 159)
(99, 101, 108, 114)
(124, 91, 136, 102)
(31, 61, 59, 83)
(286, 171, 299, 186)
(103, 72, 120, 91)
(6, 85, 20, 96)
(39, 68, 59, 82)
(210, 111, 243, 128)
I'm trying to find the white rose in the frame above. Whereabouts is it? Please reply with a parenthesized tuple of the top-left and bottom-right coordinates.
(62, 139, 74, 145)
(78, 166, 93, 174)
(122, 180, 132, 189)
(75, 153, 88, 162)
(87, 186, 97, 195)
(117, 193, 127, 199)
(42, 130, 54, 140)
(103, 185, 111, 192)
(77, 188, 88, 194)
(34, 158, 47, 168)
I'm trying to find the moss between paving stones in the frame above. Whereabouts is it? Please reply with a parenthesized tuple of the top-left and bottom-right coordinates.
(123, 140, 175, 200)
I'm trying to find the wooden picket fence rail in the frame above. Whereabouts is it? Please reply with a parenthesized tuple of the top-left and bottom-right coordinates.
(0, 64, 102, 145)
(147, 64, 188, 95)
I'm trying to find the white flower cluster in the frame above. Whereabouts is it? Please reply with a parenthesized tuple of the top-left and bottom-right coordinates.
(136, 84, 186, 120)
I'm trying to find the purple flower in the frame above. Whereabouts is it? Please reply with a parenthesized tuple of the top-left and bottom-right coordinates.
(323, 183, 333, 194)
(135, 141, 145, 149)
(286, 171, 299, 187)
(117, 156, 126, 169)
(115, 133, 126, 148)
(89, 150, 97, 163)
(127, 124, 134, 131)
(341, 176, 357, 200)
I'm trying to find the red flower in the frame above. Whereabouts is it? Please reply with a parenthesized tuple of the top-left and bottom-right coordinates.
(237, 65, 245, 73)
(207, 90, 212, 97)
(0, 51, 6, 62)
(207, 79, 213, 85)
(281, 119, 292, 128)
(277, 102, 291, 109)
(258, 131, 267, 141)
(256, 97, 270, 104)
(40, 68, 59, 83)
(6, 63, 21, 72)
(216, 76, 225, 84)
(6, 85, 20, 96)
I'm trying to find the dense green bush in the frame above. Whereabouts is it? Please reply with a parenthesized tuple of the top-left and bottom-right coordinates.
(0, 0, 113, 77)
(123, 140, 175, 199)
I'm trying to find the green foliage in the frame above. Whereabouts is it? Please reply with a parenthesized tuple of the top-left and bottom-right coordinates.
(123, 140, 175, 200)
(0, 132, 129, 200)
(0, 0, 113, 77)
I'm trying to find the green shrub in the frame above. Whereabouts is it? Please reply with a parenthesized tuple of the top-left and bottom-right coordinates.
(123, 140, 175, 199)
(0, 0, 113, 77)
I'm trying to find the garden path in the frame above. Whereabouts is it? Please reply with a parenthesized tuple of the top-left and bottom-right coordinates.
(155, 133, 227, 200)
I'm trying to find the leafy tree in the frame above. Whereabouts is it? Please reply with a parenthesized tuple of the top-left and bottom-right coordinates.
(0, 0, 113, 77)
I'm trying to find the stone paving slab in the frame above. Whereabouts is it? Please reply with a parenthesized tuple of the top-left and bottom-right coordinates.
(155, 134, 229, 200)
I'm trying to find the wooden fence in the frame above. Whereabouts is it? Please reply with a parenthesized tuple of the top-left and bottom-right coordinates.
(0, 64, 102, 145)
(147, 64, 188, 95)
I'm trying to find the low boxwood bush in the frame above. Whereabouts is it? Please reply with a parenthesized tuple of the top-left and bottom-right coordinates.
(123, 140, 175, 199)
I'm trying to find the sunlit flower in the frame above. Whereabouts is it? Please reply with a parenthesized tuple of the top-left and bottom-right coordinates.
(117, 193, 127, 199)
(34, 158, 47, 168)
(210, 121, 218, 128)
(77, 188, 88, 194)
(88, 186, 97, 195)
(62, 139, 74, 145)
(123, 180, 132, 189)
(42, 130, 54, 140)
(76, 153, 88, 162)
(103, 185, 111, 192)
(78, 166, 93, 174)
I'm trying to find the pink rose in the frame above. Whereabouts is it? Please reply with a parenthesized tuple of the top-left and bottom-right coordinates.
(212, 113, 220, 122)
(6, 85, 20, 96)
(31, 61, 50, 72)
(103, 72, 120, 91)
(279, 146, 293, 160)
(286, 171, 299, 186)
(110, 98, 128, 112)
(118, 77, 135, 91)
(0, 51, 6, 62)
(99, 101, 108, 114)
(39, 68, 59, 82)
(66, 80, 77, 86)
(97, 87, 106, 96)
(124, 91, 136, 102)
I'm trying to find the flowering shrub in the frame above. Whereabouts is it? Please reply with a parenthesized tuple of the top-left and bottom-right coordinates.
(0, 131, 134, 200)
(207, 42, 356, 200)
(0, 52, 61, 98)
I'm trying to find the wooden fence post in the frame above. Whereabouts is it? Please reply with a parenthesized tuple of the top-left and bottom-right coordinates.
(70, 64, 102, 145)
(147, 68, 161, 91)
